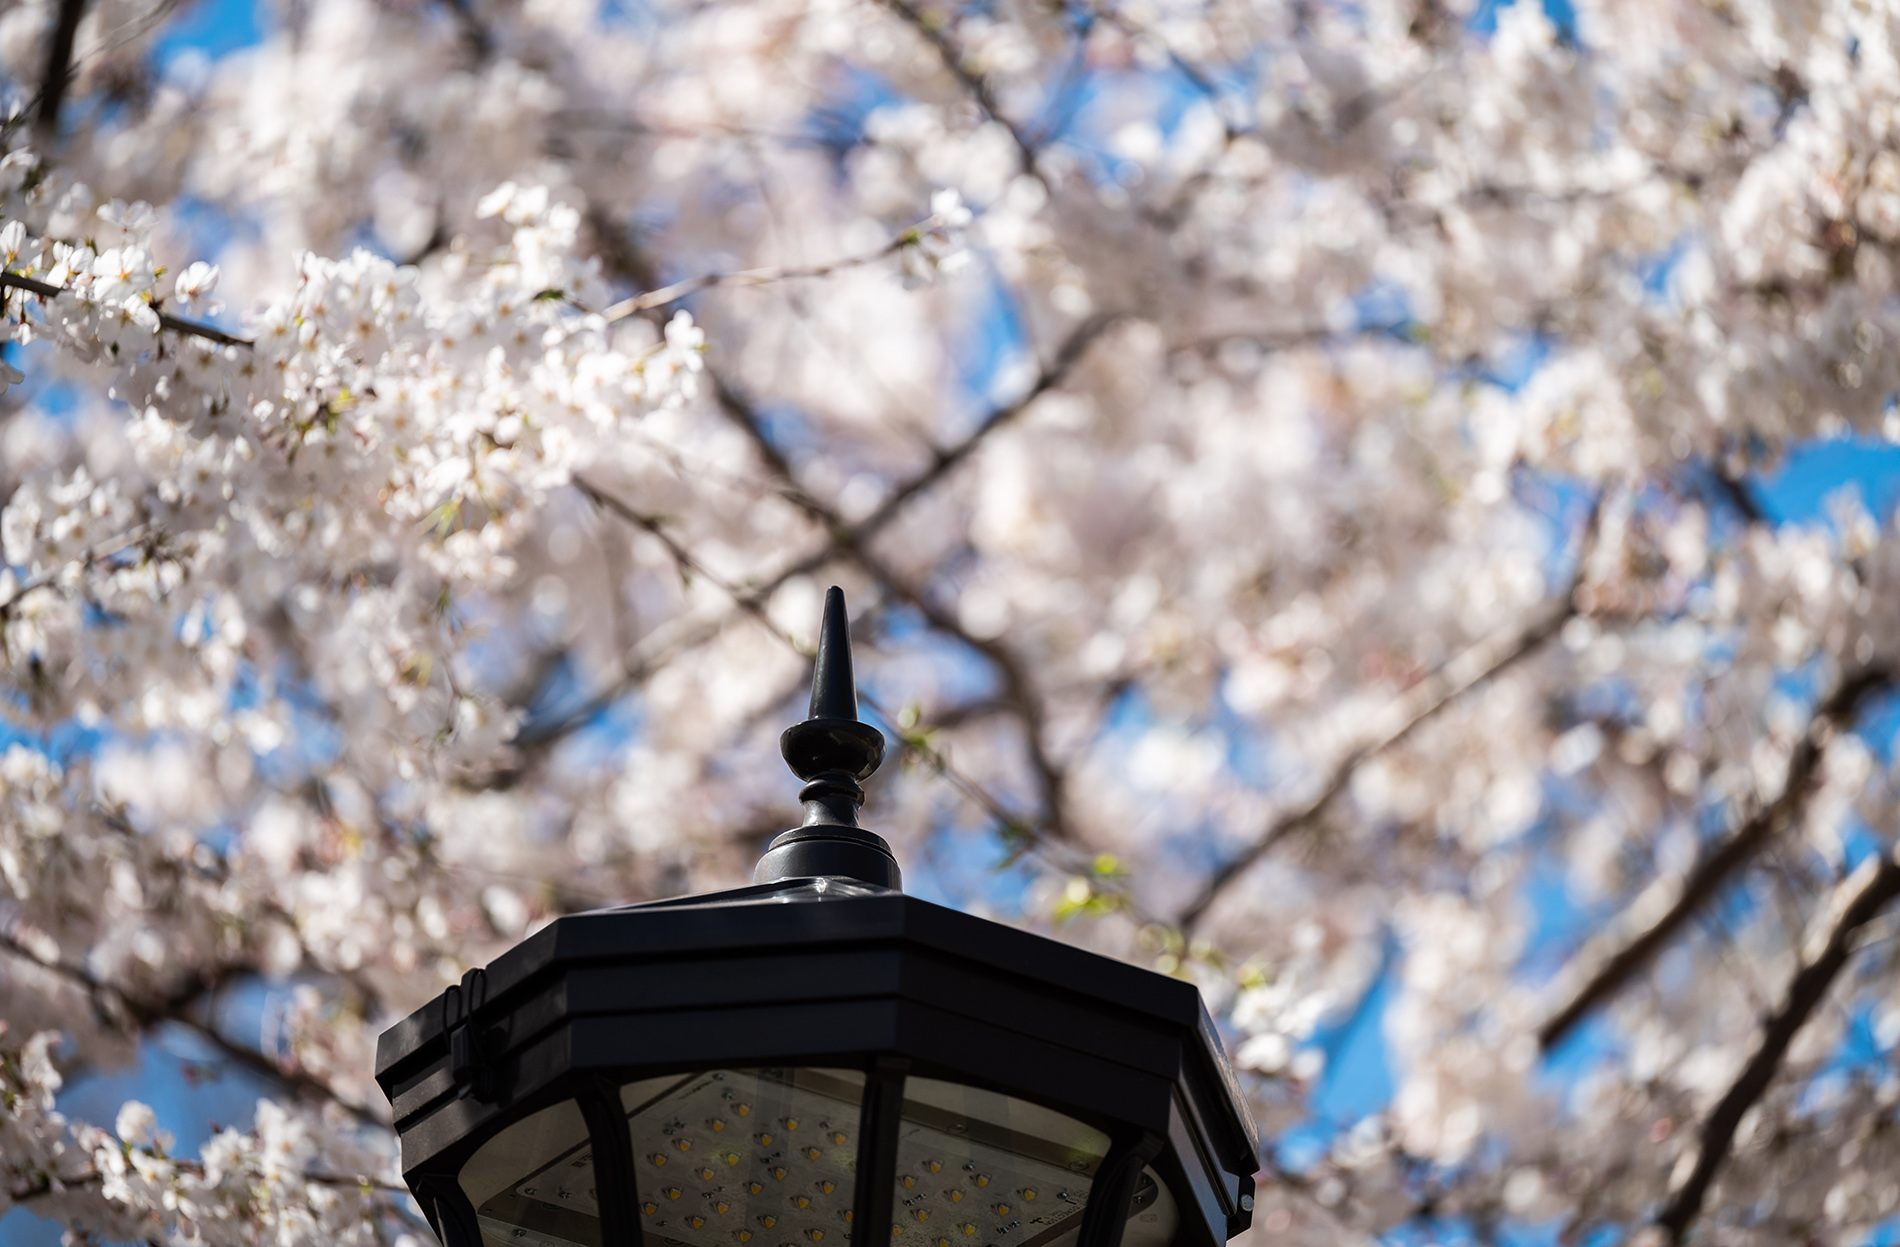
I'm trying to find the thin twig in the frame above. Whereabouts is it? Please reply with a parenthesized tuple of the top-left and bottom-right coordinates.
(704, 365, 1081, 841)
(1177, 494, 1606, 931)
(873, 0, 1041, 175)
(1537, 663, 1896, 1051)
(302, 1172, 413, 1193)
(847, 313, 1119, 541)
(573, 475, 1071, 852)
(0, 522, 153, 618)
(1075, 0, 1247, 139)
(1654, 848, 1900, 1241)
(602, 224, 931, 321)
(0, 272, 252, 348)
(516, 315, 1116, 752)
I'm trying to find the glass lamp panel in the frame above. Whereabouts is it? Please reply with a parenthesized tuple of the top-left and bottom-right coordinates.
(622, 1068, 867, 1247)
(888, 1078, 1112, 1247)
(1121, 1168, 1179, 1247)
(458, 1099, 605, 1247)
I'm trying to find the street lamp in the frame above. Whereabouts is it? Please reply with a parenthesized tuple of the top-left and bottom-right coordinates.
(375, 589, 1260, 1247)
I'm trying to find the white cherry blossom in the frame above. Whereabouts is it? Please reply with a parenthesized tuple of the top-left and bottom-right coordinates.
(1, 0, 1899, 1244)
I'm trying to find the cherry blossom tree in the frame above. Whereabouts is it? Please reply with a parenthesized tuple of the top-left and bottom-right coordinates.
(2, 0, 1900, 1242)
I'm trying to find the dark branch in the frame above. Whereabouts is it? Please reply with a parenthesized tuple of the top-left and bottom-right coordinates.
(873, 0, 1041, 175)
(849, 314, 1119, 541)
(702, 363, 1084, 840)
(438, 0, 490, 60)
(0, 929, 385, 1127)
(1655, 849, 1900, 1241)
(1709, 464, 1767, 524)
(1538, 663, 1896, 1051)
(37, 0, 88, 132)
(849, 539, 1075, 840)
(516, 315, 1115, 754)
(1176, 507, 1603, 932)
(573, 474, 1072, 851)
(0, 272, 253, 348)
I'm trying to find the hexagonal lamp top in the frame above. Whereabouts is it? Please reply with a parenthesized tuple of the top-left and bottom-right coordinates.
(375, 588, 1260, 1247)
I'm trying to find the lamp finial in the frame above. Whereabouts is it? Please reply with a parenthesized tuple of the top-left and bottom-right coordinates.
(808, 585, 863, 721)
(755, 587, 900, 889)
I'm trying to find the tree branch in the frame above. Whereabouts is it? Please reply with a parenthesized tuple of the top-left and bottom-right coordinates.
(0, 930, 386, 1128)
(516, 314, 1114, 753)
(573, 474, 1081, 855)
(601, 219, 944, 321)
(437, 0, 489, 60)
(872, 0, 1041, 175)
(1654, 847, 1900, 1242)
(37, 0, 88, 133)
(0, 272, 253, 349)
(703, 365, 1081, 840)
(1177, 527, 1598, 931)
(1708, 463, 1766, 525)
(1537, 662, 1895, 1052)
(847, 313, 1119, 541)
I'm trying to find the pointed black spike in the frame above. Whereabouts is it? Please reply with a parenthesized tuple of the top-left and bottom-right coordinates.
(808, 586, 860, 721)
(756, 587, 900, 890)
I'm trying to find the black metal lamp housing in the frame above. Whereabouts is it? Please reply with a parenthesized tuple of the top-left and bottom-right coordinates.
(375, 589, 1260, 1247)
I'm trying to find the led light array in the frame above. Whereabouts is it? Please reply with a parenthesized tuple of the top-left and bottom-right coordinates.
(888, 1122, 1091, 1247)
(489, 1073, 1112, 1247)
(514, 1146, 600, 1215)
(624, 1070, 865, 1247)
(479, 1143, 604, 1247)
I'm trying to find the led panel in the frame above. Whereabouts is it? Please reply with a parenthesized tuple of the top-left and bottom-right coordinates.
(889, 1079, 1110, 1247)
(624, 1068, 866, 1247)
(462, 1099, 604, 1247)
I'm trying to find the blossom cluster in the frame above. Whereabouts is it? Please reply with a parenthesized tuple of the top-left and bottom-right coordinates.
(2, 0, 1900, 1244)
